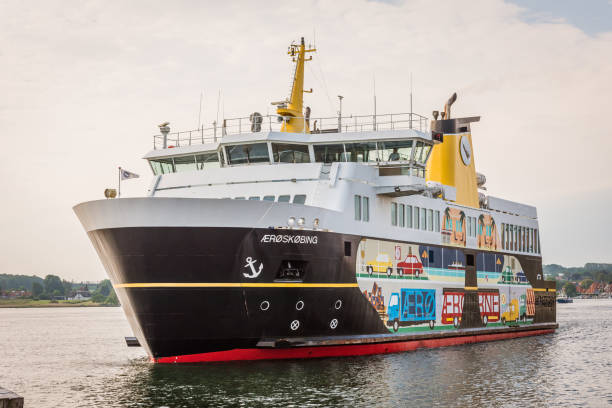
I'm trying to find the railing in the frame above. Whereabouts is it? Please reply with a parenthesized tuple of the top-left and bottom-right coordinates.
(153, 112, 429, 150)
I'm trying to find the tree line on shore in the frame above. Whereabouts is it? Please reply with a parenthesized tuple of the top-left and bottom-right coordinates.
(0, 273, 118, 305)
(544, 263, 612, 297)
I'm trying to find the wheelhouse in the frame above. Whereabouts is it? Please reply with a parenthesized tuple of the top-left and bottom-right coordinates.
(145, 130, 436, 177)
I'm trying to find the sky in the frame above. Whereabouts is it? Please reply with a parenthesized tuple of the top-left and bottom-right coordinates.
(1, 0, 611, 281)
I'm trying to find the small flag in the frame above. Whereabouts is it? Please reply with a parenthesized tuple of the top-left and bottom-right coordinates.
(120, 168, 139, 180)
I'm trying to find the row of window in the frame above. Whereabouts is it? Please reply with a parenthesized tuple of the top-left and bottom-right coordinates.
(313, 140, 431, 164)
(150, 152, 220, 175)
(462, 216, 477, 237)
(354, 195, 370, 222)
(231, 194, 306, 204)
(149, 139, 433, 175)
(391, 203, 441, 232)
(501, 223, 540, 254)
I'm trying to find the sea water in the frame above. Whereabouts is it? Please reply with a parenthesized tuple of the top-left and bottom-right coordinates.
(0, 299, 610, 407)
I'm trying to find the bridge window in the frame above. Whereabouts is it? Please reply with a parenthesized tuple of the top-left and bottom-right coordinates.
(435, 210, 440, 232)
(391, 203, 398, 226)
(248, 196, 260, 200)
(354, 195, 362, 220)
(196, 152, 220, 169)
(278, 195, 291, 203)
(344, 142, 378, 162)
(149, 158, 174, 175)
(414, 207, 420, 229)
(427, 209, 433, 232)
(225, 143, 270, 165)
(414, 141, 424, 163)
(399, 204, 405, 227)
(314, 144, 344, 163)
(263, 195, 275, 201)
(378, 140, 413, 162)
(418, 144, 432, 163)
(173, 155, 197, 172)
(272, 143, 310, 163)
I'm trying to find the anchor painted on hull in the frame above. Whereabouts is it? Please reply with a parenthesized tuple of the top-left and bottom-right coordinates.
(243, 256, 264, 279)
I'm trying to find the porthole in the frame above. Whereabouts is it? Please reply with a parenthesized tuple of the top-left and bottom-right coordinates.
(260, 301, 270, 311)
(290, 320, 300, 331)
(296, 300, 304, 311)
(334, 299, 342, 310)
(330, 318, 338, 329)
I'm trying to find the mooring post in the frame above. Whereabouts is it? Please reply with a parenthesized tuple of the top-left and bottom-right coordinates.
(0, 387, 23, 408)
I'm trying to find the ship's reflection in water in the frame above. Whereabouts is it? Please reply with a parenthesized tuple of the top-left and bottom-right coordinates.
(105, 301, 610, 407)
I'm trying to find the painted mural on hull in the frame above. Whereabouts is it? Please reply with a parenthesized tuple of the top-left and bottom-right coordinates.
(441, 206, 501, 251)
(356, 238, 535, 333)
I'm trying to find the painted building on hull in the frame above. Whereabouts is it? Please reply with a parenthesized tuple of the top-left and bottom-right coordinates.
(74, 37, 556, 363)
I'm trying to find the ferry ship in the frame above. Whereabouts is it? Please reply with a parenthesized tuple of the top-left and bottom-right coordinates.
(74, 38, 557, 363)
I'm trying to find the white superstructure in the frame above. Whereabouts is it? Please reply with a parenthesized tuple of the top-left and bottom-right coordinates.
(127, 117, 542, 258)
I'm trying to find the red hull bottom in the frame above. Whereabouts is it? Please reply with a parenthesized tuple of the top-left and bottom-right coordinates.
(154, 328, 555, 364)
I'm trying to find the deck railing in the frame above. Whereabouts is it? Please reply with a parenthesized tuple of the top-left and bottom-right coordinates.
(153, 112, 429, 150)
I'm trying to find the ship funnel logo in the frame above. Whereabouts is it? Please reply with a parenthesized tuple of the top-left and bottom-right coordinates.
(243, 257, 264, 279)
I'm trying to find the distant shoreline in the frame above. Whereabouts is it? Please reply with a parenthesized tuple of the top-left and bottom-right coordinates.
(0, 299, 119, 308)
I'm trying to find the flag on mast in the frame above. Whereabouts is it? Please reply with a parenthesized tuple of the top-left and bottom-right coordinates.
(120, 168, 140, 180)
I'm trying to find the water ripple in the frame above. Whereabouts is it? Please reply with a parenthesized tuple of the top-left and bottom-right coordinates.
(0, 300, 611, 407)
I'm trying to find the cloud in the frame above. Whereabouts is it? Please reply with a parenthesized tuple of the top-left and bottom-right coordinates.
(0, 0, 610, 280)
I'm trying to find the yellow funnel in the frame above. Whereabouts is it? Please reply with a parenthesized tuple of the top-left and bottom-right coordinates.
(426, 115, 481, 208)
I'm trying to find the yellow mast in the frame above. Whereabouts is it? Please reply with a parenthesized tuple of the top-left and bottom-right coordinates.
(274, 37, 316, 133)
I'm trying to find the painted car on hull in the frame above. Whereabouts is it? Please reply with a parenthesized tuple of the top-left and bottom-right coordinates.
(396, 254, 424, 277)
(366, 253, 394, 276)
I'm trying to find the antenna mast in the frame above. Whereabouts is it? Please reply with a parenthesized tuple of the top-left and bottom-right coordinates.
(373, 74, 377, 131)
(216, 89, 220, 125)
(274, 37, 316, 133)
(198, 91, 203, 129)
(410, 73, 413, 129)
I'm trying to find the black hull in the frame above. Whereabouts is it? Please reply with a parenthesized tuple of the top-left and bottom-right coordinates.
(88, 226, 557, 359)
(89, 227, 387, 358)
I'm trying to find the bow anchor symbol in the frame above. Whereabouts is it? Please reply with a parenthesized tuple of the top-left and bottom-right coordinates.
(243, 257, 263, 278)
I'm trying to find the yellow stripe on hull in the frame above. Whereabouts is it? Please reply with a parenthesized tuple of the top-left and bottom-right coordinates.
(114, 282, 359, 289)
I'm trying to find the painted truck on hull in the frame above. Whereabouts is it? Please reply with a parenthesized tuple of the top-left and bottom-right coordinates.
(502, 298, 519, 324)
(519, 288, 536, 321)
(441, 289, 500, 328)
(387, 288, 436, 332)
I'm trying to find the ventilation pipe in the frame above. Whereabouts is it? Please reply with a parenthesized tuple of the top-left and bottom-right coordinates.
(443, 92, 457, 119)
